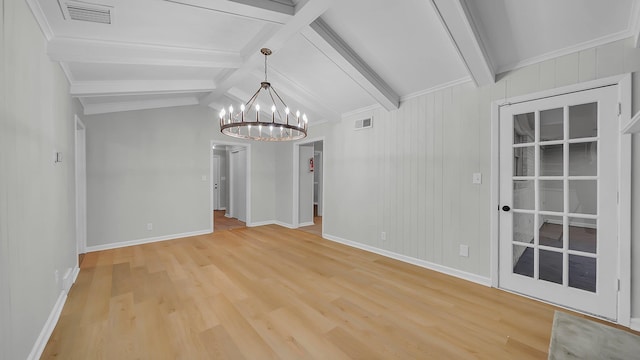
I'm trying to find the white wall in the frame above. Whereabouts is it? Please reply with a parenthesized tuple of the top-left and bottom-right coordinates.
(84, 106, 276, 248)
(0, 0, 81, 358)
(276, 36, 640, 316)
(0, 2, 8, 357)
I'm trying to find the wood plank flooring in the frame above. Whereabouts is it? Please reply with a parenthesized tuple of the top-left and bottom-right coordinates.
(213, 210, 245, 232)
(41, 225, 626, 359)
(299, 216, 322, 237)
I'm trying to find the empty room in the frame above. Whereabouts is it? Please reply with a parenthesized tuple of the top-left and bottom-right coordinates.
(3, 0, 640, 359)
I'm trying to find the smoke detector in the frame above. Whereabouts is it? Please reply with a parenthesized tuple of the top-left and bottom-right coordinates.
(58, 0, 113, 24)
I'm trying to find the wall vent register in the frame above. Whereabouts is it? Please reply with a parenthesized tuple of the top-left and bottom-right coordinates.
(355, 118, 373, 130)
(58, 0, 112, 24)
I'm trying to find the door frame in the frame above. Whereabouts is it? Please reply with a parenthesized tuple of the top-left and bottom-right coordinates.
(293, 136, 325, 231)
(314, 150, 323, 216)
(74, 115, 87, 258)
(211, 155, 221, 211)
(210, 140, 251, 232)
(229, 147, 248, 222)
(490, 74, 631, 325)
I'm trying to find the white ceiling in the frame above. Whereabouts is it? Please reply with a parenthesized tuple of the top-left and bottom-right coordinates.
(464, 0, 638, 73)
(28, 0, 640, 123)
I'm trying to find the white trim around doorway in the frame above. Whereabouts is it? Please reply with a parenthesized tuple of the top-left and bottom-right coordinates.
(293, 136, 325, 235)
(74, 115, 86, 260)
(210, 140, 251, 232)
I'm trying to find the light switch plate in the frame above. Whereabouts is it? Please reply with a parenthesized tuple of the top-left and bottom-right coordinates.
(472, 173, 482, 184)
(459, 244, 469, 257)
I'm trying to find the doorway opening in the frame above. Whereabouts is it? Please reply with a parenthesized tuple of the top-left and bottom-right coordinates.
(294, 138, 324, 236)
(210, 141, 250, 232)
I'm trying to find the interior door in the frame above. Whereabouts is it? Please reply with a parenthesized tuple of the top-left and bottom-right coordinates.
(499, 85, 618, 320)
(212, 156, 220, 210)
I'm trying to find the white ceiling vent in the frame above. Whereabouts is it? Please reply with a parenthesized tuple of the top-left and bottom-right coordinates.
(354, 117, 373, 130)
(58, 1, 113, 24)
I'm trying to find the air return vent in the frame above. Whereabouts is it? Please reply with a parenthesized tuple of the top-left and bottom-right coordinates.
(354, 117, 373, 130)
(59, 1, 112, 24)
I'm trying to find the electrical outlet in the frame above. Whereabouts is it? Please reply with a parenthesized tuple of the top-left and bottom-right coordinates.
(472, 173, 482, 184)
(459, 245, 469, 257)
(147, 223, 153, 231)
(381, 232, 386, 241)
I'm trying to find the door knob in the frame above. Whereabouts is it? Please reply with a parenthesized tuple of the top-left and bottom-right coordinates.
(502, 205, 511, 212)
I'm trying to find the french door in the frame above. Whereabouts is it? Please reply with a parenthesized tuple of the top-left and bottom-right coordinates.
(499, 85, 619, 320)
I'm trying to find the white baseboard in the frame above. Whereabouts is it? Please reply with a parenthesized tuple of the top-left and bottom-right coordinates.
(247, 220, 274, 227)
(27, 290, 67, 360)
(85, 229, 211, 252)
(298, 221, 314, 227)
(630, 318, 640, 331)
(245, 220, 298, 229)
(274, 221, 296, 229)
(72, 266, 80, 284)
(322, 234, 492, 287)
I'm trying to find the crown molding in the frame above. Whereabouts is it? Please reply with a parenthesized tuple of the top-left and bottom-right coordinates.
(165, 0, 292, 24)
(341, 104, 382, 120)
(25, 0, 54, 40)
(400, 76, 472, 102)
(630, 0, 640, 48)
(495, 30, 631, 74)
(83, 96, 199, 115)
(47, 37, 242, 68)
(70, 80, 216, 97)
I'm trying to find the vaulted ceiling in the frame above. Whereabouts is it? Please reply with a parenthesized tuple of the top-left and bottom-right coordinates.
(28, 0, 640, 124)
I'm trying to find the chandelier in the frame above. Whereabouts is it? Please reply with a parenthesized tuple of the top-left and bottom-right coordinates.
(219, 48, 308, 141)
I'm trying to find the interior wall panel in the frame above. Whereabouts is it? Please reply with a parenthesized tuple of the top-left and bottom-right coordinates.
(314, 37, 640, 288)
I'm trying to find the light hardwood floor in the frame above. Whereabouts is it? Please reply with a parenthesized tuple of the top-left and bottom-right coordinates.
(299, 216, 322, 237)
(42, 225, 628, 359)
(213, 210, 245, 232)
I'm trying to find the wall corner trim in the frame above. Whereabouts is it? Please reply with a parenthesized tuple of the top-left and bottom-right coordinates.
(322, 234, 492, 287)
(85, 229, 211, 252)
(273, 221, 296, 229)
(246, 220, 298, 229)
(630, 318, 640, 332)
(247, 220, 276, 227)
(27, 291, 67, 360)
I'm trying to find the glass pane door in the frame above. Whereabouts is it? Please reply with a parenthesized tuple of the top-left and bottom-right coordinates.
(499, 86, 618, 320)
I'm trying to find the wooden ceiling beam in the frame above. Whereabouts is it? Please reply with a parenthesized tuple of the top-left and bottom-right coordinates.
(199, 0, 332, 108)
(302, 18, 400, 111)
(430, 0, 495, 86)
(164, 0, 293, 24)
